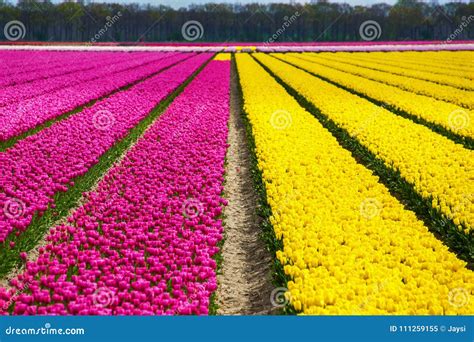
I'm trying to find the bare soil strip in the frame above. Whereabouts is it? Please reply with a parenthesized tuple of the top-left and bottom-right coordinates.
(216, 66, 275, 315)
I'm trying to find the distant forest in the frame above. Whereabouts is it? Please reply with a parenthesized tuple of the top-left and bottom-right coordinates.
(0, 0, 473, 42)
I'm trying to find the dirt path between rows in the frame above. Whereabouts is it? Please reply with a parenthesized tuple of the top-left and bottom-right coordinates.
(216, 66, 275, 315)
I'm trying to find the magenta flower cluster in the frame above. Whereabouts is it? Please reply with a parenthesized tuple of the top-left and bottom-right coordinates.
(0, 53, 212, 243)
(0, 59, 230, 315)
(0, 52, 172, 107)
(258, 42, 474, 52)
(0, 50, 127, 87)
(1, 51, 112, 87)
(0, 52, 189, 141)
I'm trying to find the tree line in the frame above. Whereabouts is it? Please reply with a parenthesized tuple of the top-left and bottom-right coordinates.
(0, 0, 473, 42)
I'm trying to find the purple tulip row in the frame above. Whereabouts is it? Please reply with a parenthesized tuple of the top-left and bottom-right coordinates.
(2, 50, 98, 66)
(0, 53, 213, 243)
(0, 52, 177, 107)
(2, 50, 94, 74)
(0, 58, 230, 315)
(1, 51, 117, 86)
(0, 52, 190, 142)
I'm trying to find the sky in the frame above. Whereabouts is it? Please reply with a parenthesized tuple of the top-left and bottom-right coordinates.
(10, 0, 471, 8)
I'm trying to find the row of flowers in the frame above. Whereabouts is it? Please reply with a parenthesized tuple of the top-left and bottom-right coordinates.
(314, 52, 473, 91)
(278, 54, 474, 140)
(257, 44, 474, 53)
(367, 51, 474, 73)
(0, 56, 230, 315)
(236, 53, 473, 314)
(1, 51, 116, 87)
(0, 52, 189, 142)
(298, 53, 474, 108)
(0, 53, 212, 243)
(255, 53, 473, 233)
(0, 52, 167, 107)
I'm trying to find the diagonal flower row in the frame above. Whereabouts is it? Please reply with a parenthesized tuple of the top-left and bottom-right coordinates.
(257, 53, 474, 231)
(0, 53, 189, 142)
(299, 53, 474, 108)
(318, 52, 473, 91)
(236, 53, 473, 315)
(0, 52, 169, 107)
(0, 53, 212, 243)
(0, 57, 230, 315)
(278, 53, 474, 139)
(1, 51, 114, 87)
(360, 51, 473, 76)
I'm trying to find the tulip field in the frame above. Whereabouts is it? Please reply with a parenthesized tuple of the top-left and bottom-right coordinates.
(0, 47, 472, 316)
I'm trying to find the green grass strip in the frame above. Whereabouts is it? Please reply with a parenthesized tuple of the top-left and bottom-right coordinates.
(279, 53, 474, 150)
(0, 54, 214, 279)
(232, 54, 295, 314)
(253, 54, 473, 268)
(0, 54, 196, 152)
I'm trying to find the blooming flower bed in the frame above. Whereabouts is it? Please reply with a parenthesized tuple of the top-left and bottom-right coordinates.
(0, 57, 230, 315)
(313, 52, 473, 90)
(295, 53, 474, 108)
(0, 48, 471, 317)
(328, 51, 474, 77)
(236, 53, 473, 315)
(255, 53, 473, 232)
(0, 52, 190, 142)
(275, 53, 474, 139)
(0, 52, 174, 107)
(0, 53, 212, 243)
(1, 51, 110, 86)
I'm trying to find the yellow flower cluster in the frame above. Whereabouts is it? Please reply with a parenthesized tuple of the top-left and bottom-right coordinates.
(214, 53, 231, 61)
(387, 51, 474, 71)
(296, 53, 474, 109)
(319, 52, 474, 90)
(255, 53, 474, 232)
(361, 51, 474, 78)
(236, 53, 473, 315)
(275, 53, 474, 139)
